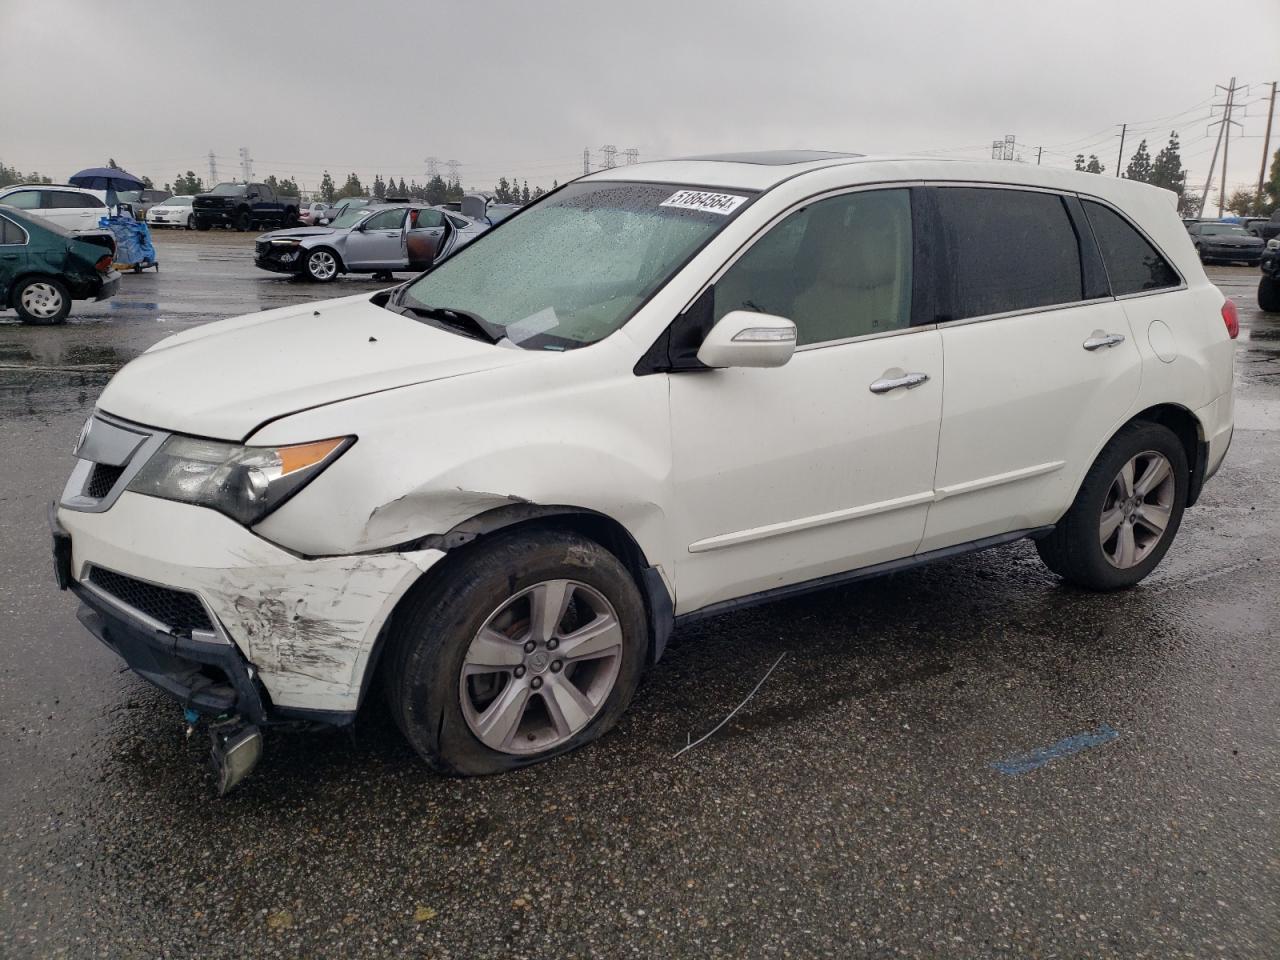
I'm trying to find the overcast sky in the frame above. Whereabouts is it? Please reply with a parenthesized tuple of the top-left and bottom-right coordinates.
(3, 0, 1278, 200)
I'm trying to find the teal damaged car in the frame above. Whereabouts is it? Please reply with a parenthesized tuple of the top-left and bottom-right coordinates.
(0, 208, 119, 324)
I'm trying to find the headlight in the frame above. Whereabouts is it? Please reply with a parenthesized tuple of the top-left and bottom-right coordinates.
(127, 435, 353, 525)
(1268, 238, 1279, 251)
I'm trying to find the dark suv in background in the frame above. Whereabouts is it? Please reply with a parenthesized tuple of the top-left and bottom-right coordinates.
(193, 182, 299, 232)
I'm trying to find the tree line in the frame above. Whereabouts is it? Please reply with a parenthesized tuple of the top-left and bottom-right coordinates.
(1075, 133, 1279, 217)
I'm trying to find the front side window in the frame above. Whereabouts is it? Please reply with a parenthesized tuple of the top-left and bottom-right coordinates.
(0, 190, 42, 210)
(399, 181, 752, 350)
(713, 188, 913, 345)
(1082, 200, 1180, 296)
(936, 187, 1083, 320)
(363, 208, 406, 231)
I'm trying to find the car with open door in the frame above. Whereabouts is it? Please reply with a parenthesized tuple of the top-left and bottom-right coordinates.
(253, 203, 487, 282)
(52, 153, 1235, 791)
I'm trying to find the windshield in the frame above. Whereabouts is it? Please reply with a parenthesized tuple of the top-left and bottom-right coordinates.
(328, 208, 372, 229)
(400, 181, 753, 350)
(210, 183, 246, 196)
(1201, 224, 1249, 236)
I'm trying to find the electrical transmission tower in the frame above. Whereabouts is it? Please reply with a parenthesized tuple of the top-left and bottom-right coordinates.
(238, 146, 253, 181)
(447, 159, 460, 185)
(623, 148, 639, 165)
(583, 148, 591, 175)
(1198, 77, 1246, 218)
(425, 156, 439, 179)
(208, 149, 218, 185)
(990, 135, 1016, 161)
(600, 145, 618, 169)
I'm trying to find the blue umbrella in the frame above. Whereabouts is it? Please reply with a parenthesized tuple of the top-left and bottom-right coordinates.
(68, 166, 146, 191)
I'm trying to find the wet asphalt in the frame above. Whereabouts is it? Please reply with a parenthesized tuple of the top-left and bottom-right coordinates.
(1, 232, 1277, 959)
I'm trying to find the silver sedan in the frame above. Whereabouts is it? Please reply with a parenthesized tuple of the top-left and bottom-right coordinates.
(252, 203, 489, 282)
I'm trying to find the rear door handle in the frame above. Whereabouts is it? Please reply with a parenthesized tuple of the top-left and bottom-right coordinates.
(869, 372, 930, 394)
(1083, 333, 1126, 351)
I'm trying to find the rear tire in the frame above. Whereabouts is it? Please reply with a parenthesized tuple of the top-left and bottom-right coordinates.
(383, 529, 647, 776)
(13, 277, 71, 325)
(1037, 421, 1188, 591)
(186, 214, 195, 230)
(1260, 275, 1280, 313)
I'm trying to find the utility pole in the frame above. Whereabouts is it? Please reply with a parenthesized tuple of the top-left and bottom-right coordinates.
(207, 149, 218, 185)
(1258, 80, 1277, 202)
(583, 148, 590, 176)
(1199, 77, 1242, 218)
(1036, 146, 1043, 166)
(1219, 80, 1244, 217)
(1115, 124, 1126, 177)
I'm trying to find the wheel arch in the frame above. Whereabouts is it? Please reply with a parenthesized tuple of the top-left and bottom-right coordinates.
(358, 504, 675, 712)
(1125, 402, 1207, 506)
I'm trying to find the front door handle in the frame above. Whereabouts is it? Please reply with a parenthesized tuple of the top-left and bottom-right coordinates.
(869, 372, 930, 394)
(1083, 333, 1126, 351)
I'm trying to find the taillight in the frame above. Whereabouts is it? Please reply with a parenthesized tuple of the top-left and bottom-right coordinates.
(1221, 298, 1239, 339)
(94, 254, 112, 273)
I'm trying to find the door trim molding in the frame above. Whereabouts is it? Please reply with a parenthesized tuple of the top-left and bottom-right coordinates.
(933, 460, 1065, 501)
(688, 490, 935, 554)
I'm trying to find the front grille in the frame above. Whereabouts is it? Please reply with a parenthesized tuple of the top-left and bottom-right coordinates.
(87, 567, 215, 634)
(87, 463, 125, 498)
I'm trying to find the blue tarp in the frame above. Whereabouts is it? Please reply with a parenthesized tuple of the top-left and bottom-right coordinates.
(100, 215, 157, 267)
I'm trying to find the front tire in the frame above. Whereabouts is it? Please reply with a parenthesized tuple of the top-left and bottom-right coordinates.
(1260, 275, 1280, 313)
(234, 210, 251, 232)
(1037, 421, 1188, 590)
(383, 529, 647, 776)
(14, 277, 71, 325)
(305, 248, 340, 282)
(194, 218, 211, 231)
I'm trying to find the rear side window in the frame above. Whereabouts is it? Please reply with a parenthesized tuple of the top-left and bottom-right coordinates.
(51, 191, 102, 209)
(936, 187, 1083, 320)
(1082, 200, 1181, 296)
(0, 216, 26, 244)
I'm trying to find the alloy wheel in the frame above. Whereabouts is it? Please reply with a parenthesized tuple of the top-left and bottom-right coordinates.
(308, 251, 337, 280)
(1099, 450, 1175, 568)
(459, 579, 623, 754)
(20, 282, 65, 320)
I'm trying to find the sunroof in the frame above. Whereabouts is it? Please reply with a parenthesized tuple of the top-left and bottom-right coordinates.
(675, 150, 862, 166)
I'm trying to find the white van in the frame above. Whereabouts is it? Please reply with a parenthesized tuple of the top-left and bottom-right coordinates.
(52, 152, 1236, 790)
(0, 184, 109, 231)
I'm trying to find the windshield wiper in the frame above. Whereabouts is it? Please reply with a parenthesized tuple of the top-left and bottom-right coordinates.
(388, 300, 502, 344)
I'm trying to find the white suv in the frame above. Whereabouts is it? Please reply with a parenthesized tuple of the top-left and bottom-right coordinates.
(0, 184, 108, 231)
(52, 152, 1236, 790)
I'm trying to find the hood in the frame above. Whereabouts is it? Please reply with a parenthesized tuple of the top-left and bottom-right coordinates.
(258, 226, 337, 241)
(97, 294, 534, 441)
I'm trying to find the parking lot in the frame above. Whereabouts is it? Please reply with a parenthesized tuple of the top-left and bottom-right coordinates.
(1, 232, 1277, 958)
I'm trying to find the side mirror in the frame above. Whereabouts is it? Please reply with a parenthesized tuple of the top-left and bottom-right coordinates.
(696, 309, 797, 369)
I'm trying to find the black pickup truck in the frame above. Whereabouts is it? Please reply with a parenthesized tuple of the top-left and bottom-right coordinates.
(192, 182, 299, 232)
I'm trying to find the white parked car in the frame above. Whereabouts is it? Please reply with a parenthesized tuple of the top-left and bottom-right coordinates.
(146, 195, 196, 229)
(0, 184, 108, 231)
(298, 201, 330, 226)
(52, 152, 1236, 791)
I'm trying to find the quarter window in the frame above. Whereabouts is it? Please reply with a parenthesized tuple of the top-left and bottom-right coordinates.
(714, 188, 914, 346)
(936, 187, 1083, 320)
(1082, 200, 1180, 295)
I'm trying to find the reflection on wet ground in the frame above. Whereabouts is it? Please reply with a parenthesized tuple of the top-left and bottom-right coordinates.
(0, 247, 1277, 958)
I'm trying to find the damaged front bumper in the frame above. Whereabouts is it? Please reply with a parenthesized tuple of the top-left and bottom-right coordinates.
(53, 493, 443, 724)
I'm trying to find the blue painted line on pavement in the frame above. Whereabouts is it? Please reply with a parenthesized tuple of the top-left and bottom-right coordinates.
(991, 724, 1119, 776)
